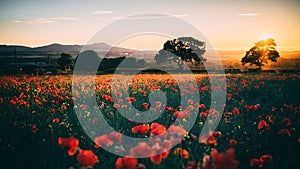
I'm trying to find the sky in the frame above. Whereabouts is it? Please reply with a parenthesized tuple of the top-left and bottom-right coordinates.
(0, 0, 299, 51)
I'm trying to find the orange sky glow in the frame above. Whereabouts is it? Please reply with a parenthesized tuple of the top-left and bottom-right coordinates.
(0, 0, 299, 51)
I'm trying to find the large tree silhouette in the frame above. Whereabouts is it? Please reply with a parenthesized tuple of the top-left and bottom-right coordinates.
(57, 53, 73, 70)
(155, 37, 206, 70)
(241, 38, 280, 70)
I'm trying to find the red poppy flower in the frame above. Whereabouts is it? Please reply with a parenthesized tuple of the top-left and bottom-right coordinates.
(227, 93, 232, 99)
(150, 154, 163, 164)
(10, 99, 16, 105)
(61, 105, 67, 110)
(130, 142, 153, 157)
(199, 134, 217, 146)
(224, 112, 233, 116)
(49, 108, 55, 114)
(199, 104, 206, 109)
(160, 150, 169, 159)
(250, 154, 272, 168)
(155, 101, 162, 109)
(92, 118, 97, 124)
(165, 106, 173, 111)
(80, 104, 87, 110)
(281, 118, 291, 126)
(31, 125, 38, 133)
(210, 148, 239, 169)
(186, 105, 194, 111)
(150, 123, 166, 136)
(245, 105, 258, 111)
(258, 120, 269, 130)
(229, 139, 238, 146)
(174, 148, 189, 159)
(126, 97, 137, 104)
(150, 142, 170, 164)
(278, 128, 292, 137)
(76, 150, 99, 167)
(115, 91, 123, 97)
(225, 119, 231, 125)
(142, 103, 149, 109)
(109, 132, 122, 144)
(132, 124, 149, 135)
(136, 163, 146, 169)
(53, 117, 59, 123)
(174, 111, 190, 119)
(102, 94, 113, 102)
(284, 104, 293, 111)
(260, 154, 272, 163)
(241, 79, 248, 86)
(233, 107, 240, 115)
(250, 159, 263, 168)
(116, 156, 137, 169)
(94, 135, 113, 148)
(113, 103, 120, 109)
(203, 155, 214, 169)
(267, 115, 275, 124)
(58, 137, 79, 156)
(212, 132, 222, 138)
(200, 111, 208, 118)
(168, 125, 187, 136)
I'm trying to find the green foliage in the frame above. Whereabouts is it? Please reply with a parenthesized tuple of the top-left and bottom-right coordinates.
(155, 37, 206, 70)
(242, 38, 280, 69)
(99, 57, 125, 71)
(57, 53, 73, 70)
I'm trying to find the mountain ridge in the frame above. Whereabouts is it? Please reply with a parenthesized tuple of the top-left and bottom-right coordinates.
(0, 43, 137, 56)
(0, 43, 299, 59)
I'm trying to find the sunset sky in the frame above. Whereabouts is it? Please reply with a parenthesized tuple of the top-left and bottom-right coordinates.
(0, 0, 299, 51)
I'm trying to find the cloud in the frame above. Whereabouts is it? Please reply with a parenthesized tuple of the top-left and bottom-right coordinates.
(112, 13, 188, 20)
(13, 18, 54, 23)
(92, 10, 114, 15)
(238, 13, 261, 16)
(172, 14, 188, 18)
(50, 17, 77, 20)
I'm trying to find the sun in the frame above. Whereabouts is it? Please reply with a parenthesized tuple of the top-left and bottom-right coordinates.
(259, 34, 272, 40)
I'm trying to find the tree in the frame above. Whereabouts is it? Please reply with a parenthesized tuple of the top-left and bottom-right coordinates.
(75, 50, 101, 72)
(241, 38, 280, 70)
(155, 37, 206, 70)
(57, 53, 73, 70)
(136, 59, 146, 68)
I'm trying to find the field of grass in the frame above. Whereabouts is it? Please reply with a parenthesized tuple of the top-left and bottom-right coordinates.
(0, 73, 299, 169)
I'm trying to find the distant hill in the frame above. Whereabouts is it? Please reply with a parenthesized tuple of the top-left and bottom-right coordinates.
(1, 43, 299, 61)
(0, 43, 137, 56)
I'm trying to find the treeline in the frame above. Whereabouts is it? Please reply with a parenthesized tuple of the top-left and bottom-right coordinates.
(0, 52, 148, 75)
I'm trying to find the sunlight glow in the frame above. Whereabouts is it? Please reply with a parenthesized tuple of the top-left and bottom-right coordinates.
(259, 34, 272, 40)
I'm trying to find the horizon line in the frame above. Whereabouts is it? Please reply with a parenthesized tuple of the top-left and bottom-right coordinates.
(0, 42, 299, 52)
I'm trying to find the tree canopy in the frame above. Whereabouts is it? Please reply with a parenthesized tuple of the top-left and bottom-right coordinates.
(57, 53, 73, 70)
(241, 38, 280, 70)
(155, 37, 206, 70)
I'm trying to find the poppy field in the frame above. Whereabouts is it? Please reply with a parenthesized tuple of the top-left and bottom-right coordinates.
(0, 73, 299, 169)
